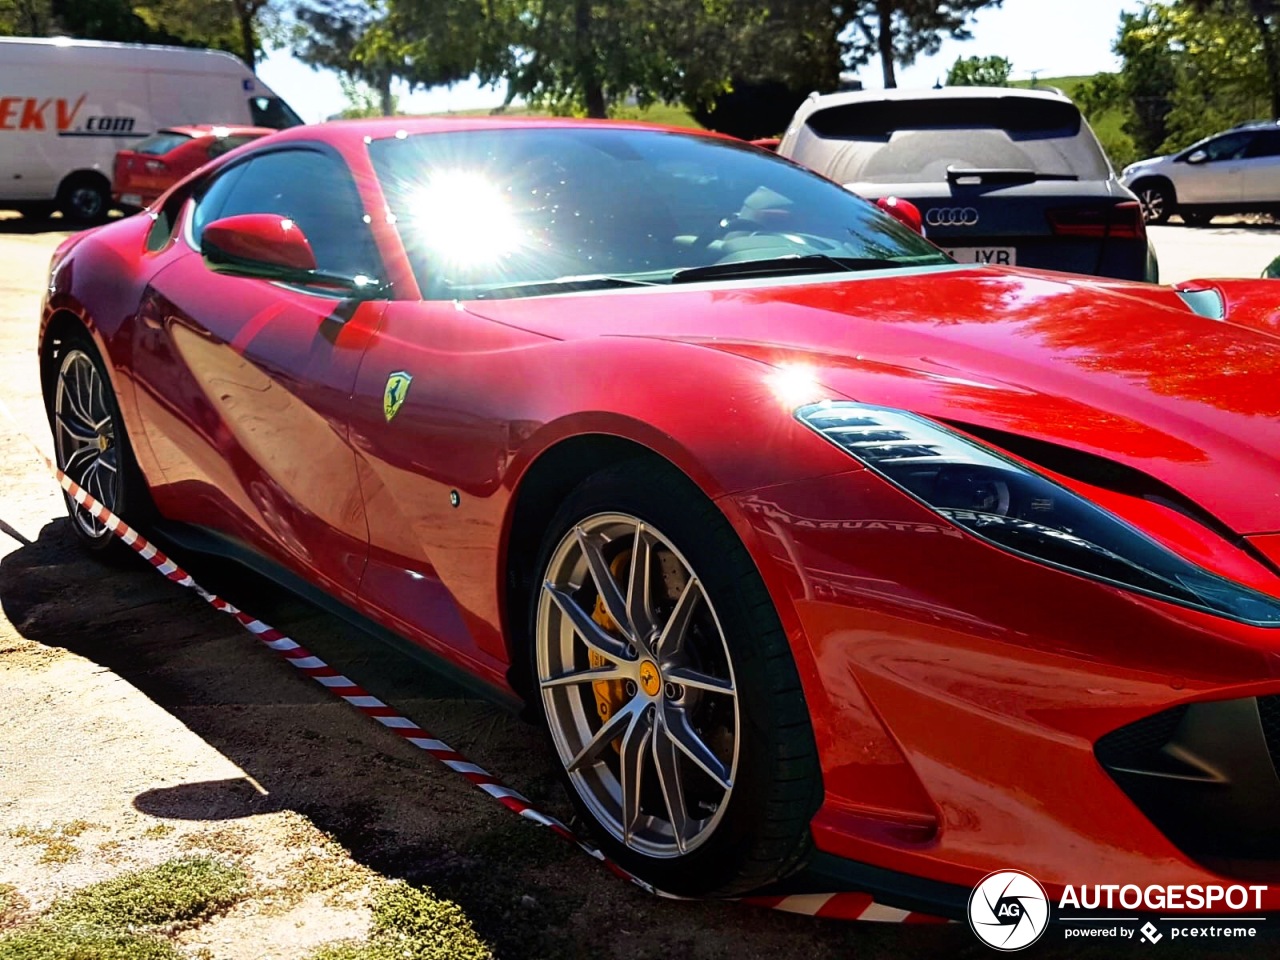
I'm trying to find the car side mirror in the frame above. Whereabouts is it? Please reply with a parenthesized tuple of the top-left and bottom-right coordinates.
(876, 196, 925, 236)
(1185, 150, 1208, 165)
(201, 213, 387, 298)
(201, 213, 318, 278)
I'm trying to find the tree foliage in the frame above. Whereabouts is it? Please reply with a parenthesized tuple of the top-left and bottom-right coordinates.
(945, 53, 1011, 86)
(839, 0, 1004, 88)
(0, 0, 276, 69)
(1078, 1, 1271, 159)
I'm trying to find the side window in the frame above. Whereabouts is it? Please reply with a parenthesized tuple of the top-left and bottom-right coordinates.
(1202, 133, 1252, 162)
(189, 149, 380, 279)
(1245, 130, 1280, 159)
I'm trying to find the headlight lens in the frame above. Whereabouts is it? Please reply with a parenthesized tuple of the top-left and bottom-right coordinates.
(796, 401, 1280, 625)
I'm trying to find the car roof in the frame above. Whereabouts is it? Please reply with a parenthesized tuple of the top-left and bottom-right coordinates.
(259, 114, 737, 145)
(801, 85, 1074, 111)
(160, 125, 275, 138)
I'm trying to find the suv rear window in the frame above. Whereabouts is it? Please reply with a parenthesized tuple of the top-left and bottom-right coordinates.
(801, 95, 1110, 185)
(132, 131, 192, 156)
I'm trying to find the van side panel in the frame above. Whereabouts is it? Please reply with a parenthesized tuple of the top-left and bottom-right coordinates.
(0, 39, 290, 206)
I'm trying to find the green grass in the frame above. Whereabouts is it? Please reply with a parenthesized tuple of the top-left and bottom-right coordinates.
(309, 882, 492, 960)
(0, 858, 250, 960)
(48, 858, 248, 930)
(0, 926, 181, 960)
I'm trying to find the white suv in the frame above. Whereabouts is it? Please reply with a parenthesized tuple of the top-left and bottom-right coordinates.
(1123, 122, 1280, 226)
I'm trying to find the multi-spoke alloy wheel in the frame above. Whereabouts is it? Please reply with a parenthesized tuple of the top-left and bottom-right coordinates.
(529, 460, 821, 896)
(54, 348, 120, 539)
(1136, 183, 1172, 225)
(538, 513, 740, 858)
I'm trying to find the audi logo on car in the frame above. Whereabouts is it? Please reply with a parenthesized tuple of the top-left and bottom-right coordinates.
(926, 206, 980, 227)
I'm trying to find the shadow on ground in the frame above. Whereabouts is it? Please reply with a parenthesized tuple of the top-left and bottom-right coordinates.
(1, 517, 1263, 958)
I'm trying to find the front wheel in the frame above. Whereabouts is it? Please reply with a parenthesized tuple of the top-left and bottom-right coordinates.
(529, 460, 821, 896)
(46, 332, 151, 554)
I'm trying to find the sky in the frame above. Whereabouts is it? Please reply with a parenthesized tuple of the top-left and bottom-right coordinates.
(258, 0, 1145, 124)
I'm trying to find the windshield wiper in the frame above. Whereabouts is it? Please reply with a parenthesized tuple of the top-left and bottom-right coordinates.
(469, 274, 659, 299)
(669, 254, 941, 285)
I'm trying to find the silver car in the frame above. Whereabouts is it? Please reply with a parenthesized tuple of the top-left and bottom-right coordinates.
(778, 86, 1156, 281)
(1123, 121, 1280, 226)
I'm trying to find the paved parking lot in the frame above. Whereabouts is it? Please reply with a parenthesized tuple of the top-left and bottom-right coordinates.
(0, 215, 1270, 959)
(1150, 222, 1280, 284)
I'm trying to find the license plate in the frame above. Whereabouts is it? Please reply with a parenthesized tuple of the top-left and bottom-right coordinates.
(121, 193, 142, 206)
(946, 246, 1016, 266)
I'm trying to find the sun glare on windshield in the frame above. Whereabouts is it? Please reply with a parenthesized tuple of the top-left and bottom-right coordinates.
(406, 169, 524, 268)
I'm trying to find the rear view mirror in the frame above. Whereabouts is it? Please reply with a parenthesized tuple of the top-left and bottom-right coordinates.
(1186, 150, 1208, 165)
(202, 213, 318, 277)
(876, 196, 925, 236)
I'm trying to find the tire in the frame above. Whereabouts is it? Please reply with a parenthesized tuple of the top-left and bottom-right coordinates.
(528, 459, 821, 897)
(57, 173, 111, 226)
(1134, 180, 1173, 225)
(45, 330, 152, 556)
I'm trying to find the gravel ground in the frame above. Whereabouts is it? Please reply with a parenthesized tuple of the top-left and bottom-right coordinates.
(2, 212, 1276, 959)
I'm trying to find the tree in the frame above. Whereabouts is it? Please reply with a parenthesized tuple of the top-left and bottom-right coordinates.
(1080, 2, 1268, 159)
(373, 0, 760, 118)
(840, 0, 1004, 89)
(1187, 0, 1280, 118)
(134, 0, 274, 69)
(293, 0, 398, 115)
(945, 53, 1011, 86)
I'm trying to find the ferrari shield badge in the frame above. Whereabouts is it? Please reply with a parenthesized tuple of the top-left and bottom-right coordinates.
(383, 371, 413, 422)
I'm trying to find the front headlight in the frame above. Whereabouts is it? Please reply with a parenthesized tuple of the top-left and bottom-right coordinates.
(796, 401, 1280, 625)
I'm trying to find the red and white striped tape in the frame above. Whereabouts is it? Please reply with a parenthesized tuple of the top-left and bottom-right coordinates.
(13, 418, 947, 924)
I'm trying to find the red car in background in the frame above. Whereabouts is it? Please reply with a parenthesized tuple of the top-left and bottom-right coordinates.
(37, 116, 1280, 920)
(112, 125, 273, 211)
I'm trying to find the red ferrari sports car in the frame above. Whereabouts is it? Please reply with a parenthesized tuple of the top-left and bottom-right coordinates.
(37, 116, 1280, 917)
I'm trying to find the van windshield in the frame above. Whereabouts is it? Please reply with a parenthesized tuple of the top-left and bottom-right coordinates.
(249, 97, 303, 130)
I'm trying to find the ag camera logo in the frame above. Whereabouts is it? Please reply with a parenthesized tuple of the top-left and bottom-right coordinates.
(969, 869, 1049, 951)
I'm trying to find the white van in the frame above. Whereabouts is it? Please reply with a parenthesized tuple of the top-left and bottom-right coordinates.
(0, 37, 301, 223)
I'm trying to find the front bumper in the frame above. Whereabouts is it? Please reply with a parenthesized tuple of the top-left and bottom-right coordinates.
(725, 468, 1280, 910)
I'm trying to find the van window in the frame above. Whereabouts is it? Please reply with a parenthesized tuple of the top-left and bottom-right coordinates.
(133, 132, 193, 156)
(249, 97, 303, 130)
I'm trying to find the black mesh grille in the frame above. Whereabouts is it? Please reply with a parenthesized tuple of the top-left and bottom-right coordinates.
(1094, 704, 1188, 770)
(1258, 695, 1280, 767)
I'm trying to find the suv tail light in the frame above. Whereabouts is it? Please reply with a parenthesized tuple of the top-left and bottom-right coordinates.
(1047, 201, 1146, 240)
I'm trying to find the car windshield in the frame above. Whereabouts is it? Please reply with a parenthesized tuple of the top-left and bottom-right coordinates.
(368, 127, 951, 300)
(800, 96, 1111, 185)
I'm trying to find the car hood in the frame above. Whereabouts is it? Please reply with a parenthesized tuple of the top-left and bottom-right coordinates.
(466, 266, 1280, 534)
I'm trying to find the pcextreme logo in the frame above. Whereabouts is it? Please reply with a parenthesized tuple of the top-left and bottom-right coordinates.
(968, 870, 1050, 951)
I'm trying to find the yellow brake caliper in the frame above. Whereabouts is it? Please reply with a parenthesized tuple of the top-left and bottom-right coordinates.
(588, 552, 632, 735)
